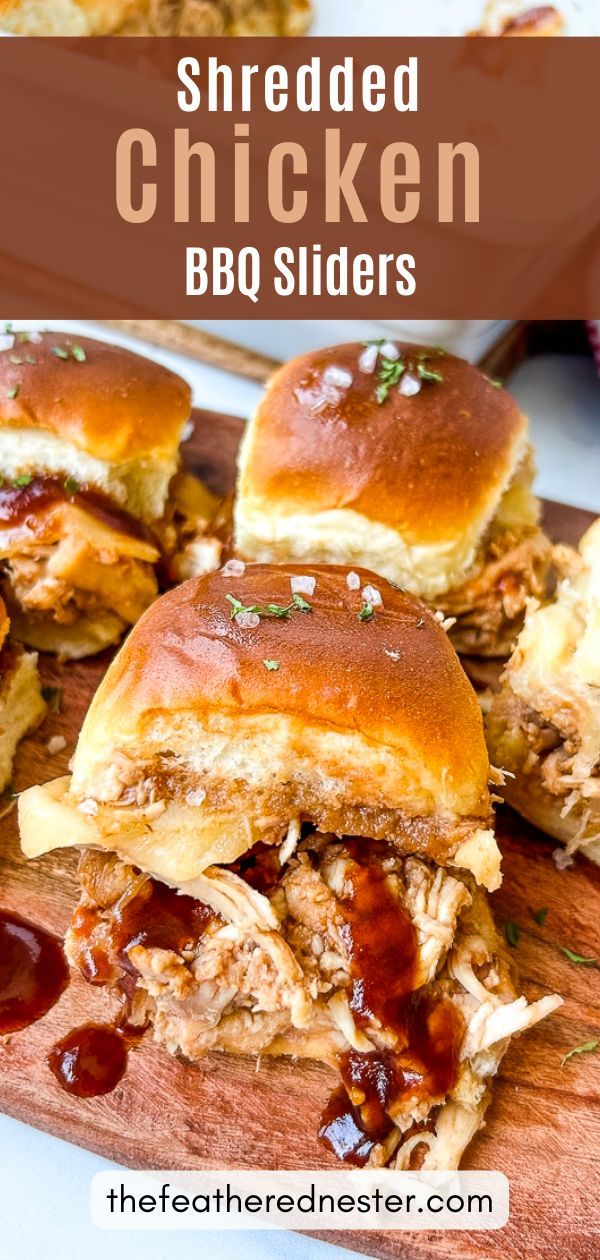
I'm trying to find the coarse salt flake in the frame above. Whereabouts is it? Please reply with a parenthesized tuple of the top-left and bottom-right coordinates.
(553, 847, 574, 870)
(380, 341, 400, 360)
(323, 365, 353, 389)
(346, 571, 361, 590)
(235, 610, 260, 629)
(362, 584, 382, 607)
(399, 373, 421, 397)
(384, 649, 401, 661)
(358, 344, 378, 374)
(47, 735, 67, 755)
(0, 334, 14, 351)
(291, 575, 316, 597)
(221, 558, 246, 577)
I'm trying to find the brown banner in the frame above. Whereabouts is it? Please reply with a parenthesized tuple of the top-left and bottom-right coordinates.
(1, 36, 599, 316)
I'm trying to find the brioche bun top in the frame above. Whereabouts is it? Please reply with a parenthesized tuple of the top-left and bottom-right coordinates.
(0, 331, 191, 462)
(239, 343, 527, 543)
(72, 563, 491, 822)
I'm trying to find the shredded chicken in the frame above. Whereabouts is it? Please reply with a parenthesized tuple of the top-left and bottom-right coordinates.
(67, 831, 561, 1170)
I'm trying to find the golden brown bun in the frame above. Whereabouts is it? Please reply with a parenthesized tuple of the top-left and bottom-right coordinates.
(20, 564, 500, 888)
(235, 343, 532, 601)
(0, 332, 190, 463)
(0, 0, 143, 33)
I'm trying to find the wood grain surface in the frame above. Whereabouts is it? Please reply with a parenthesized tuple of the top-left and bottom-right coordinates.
(1, 410, 599, 1260)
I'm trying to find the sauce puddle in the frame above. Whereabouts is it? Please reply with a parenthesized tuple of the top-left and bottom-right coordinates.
(0, 910, 69, 1034)
(48, 1016, 146, 1099)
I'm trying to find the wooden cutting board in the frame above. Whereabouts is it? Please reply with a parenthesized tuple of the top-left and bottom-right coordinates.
(1, 410, 599, 1260)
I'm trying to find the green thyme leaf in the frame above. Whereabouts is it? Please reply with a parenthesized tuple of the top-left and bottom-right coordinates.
(13, 474, 32, 488)
(358, 602, 375, 622)
(561, 1040, 599, 1068)
(64, 476, 80, 495)
(41, 686, 62, 713)
(51, 346, 69, 360)
(532, 907, 549, 926)
(263, 660, 280, 672)
(417, 364, 444, 383)
(71, 345, 87, 363)
(292, 593, 312, 612)
(375, 357, 405, 405)
(505, 921, 520, 948)
(6, 385, 19, 400)
(560, 947, 599, 967)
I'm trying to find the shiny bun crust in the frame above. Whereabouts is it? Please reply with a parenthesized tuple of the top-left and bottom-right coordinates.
(235, 344, 530, 597)
(0, 332, 191, 462)
(73, 564, 491, 820)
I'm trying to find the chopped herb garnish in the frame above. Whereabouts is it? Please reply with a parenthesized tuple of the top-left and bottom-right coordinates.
(560, 947, 599, 968)
(291, 592, 312, 612)
(376, 357, 406, 405)
(51, 346, 69, 360)
(505, 921, 520, 948)
(64, 476, 79, 495)
(561, 1040, 599, 1068)
(3, 322, 12, 334)
(532, 907, 549, 926)
(41, 686, 62, 713)
(72, 345, 87, 362)
(226, 593, 312, 621)
(24, 354, 36, 365)
(263, 660, 280, 671)
(489, 377, 504, 389)
(8, 355, 22, 366)
(6, 385, 19, 399)
(417, 363, 444, 383)
(358, 602, 375, 622)
(361, 338, 385, 348)
(13, 474, 32, 488)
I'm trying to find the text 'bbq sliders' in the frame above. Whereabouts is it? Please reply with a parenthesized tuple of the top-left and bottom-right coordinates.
(0, 330, 224, 659)
(487, 519, 600, 866)
(19, 564, 561, 1167)
(234, 342, 556, 658)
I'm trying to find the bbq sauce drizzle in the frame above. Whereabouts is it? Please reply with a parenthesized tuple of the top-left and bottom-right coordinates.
(54, 878, 218, 1098)
(0, 476, 154, 545)
(318, 842, 463, 1166)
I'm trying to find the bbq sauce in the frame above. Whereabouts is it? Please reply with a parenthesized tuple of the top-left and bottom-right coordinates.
(230, 841, 282, 895)
(48, 1024, 129, 1098)
(0, 476, 154, 545)
(0, 911, 69, 1034)
(70, 877, 217, 985)
(318, 845, 463, 1165)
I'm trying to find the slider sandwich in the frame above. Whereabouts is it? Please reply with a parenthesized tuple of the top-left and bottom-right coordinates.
(0, 596, 45, 793)
(19, 563, 560, 1167)
(0, 331, 224, 659)
(487, 519, 600, 865)
(234, 342, 555, 657)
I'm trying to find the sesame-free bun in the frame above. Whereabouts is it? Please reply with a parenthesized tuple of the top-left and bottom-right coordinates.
(0, 332, 191, 520)
(19, 564, 500, 890)
(235, 343, 534, 602)
(0, 0, 142, 33)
